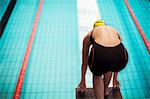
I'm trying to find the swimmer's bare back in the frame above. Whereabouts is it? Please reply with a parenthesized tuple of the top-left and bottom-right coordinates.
(91, 26, 121, 47)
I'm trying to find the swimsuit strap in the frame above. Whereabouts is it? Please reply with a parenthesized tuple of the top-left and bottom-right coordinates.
(90, 29, 95, 44)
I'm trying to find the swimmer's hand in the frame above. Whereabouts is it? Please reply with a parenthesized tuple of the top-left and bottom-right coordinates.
(113, 80, 120, 90)
(77, 80, 87, 92)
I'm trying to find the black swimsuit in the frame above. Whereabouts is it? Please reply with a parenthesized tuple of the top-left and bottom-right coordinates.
(88, 31, 128, 76)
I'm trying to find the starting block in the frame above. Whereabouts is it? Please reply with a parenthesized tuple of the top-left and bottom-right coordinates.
(76, 87, 122, 99)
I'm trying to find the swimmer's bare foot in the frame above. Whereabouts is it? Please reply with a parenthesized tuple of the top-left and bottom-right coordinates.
(104, 88, 109, 96)
(113, 79, 120, 90)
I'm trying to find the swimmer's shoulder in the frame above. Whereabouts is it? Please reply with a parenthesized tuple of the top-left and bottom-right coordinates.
(95, 25, 114, 29)
(105, 25, 115, 29)
(93, 25, 118, 34)
(105, 25, 118, 32)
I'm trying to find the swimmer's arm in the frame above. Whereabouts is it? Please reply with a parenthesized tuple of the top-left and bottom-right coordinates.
(81, 32, 92, 83)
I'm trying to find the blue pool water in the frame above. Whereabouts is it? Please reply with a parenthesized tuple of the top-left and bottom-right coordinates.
(0, 0, 150, 99)
(97, 0, 150, 98)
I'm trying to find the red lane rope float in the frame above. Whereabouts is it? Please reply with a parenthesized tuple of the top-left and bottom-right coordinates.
(13, 0, 44, 98)
(124, 0, 150, 54)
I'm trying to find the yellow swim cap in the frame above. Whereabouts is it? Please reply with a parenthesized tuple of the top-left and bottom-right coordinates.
(93, 19, 105, 28)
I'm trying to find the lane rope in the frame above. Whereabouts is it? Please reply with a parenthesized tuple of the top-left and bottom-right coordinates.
(124, 0, 150, 54)
(13, 0, 44, 98)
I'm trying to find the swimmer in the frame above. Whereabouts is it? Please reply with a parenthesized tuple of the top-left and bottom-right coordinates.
(78, 19, 128, 99)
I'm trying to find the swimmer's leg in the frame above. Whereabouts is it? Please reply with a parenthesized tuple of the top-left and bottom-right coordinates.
(104, 71, 112, 96)
(93, 75, 104, 99)
(113, 72, 120, 89)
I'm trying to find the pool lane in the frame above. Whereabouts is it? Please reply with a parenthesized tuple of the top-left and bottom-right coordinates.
(0, 0, 39, 98)
(13, 0, 44, 98)
(21, 0, 80, 99)
(0, 0, 10, 20)
(128, 0, 150, 42)
(97, 0, 150, 98)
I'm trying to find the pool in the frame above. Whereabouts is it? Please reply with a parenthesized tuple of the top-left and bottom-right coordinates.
(0, 0, 150, 99)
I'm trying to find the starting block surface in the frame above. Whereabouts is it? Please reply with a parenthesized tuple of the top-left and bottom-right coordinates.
(76, 87, 122, 99)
